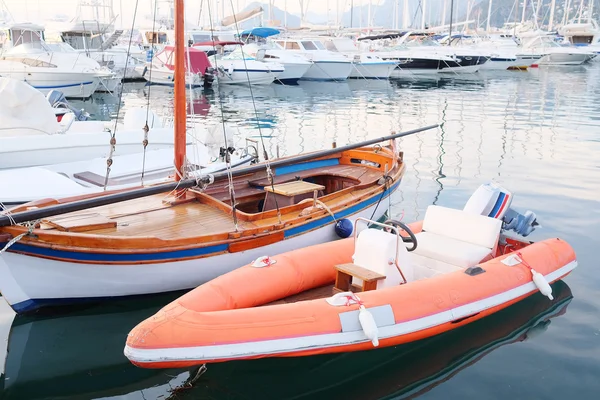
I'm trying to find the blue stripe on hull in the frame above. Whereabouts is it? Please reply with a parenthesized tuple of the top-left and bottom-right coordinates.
(3, 179, 400, 263)
(275, 158, 339, 176)
(34, 81, 95, 89)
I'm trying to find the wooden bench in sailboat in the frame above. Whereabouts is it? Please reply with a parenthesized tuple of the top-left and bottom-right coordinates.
(263, 180, 325, 210)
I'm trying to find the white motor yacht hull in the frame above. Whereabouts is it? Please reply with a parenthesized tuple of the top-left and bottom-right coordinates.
(0, 69, 101, 98)
(275, 62, 312, 84)
(301, 61, 353, 81)
(537, 52, 590, 65)
(137, 66, 205, 88)
(215, 69, 281, 85)
(349, 62, 397, 79)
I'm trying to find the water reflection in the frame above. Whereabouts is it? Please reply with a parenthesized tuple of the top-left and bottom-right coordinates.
(173, 282, 573, 400)
(0, 282, 572, 400)
(7, 65, 600, 399)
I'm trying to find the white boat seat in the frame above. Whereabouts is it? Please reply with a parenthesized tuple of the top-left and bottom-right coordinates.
(409, 253, 463, 281)
(413, 205, 503, 270)
(352, 228, 413, 288)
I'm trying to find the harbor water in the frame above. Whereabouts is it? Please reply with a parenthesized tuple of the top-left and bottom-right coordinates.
(1, 65, 599, 399)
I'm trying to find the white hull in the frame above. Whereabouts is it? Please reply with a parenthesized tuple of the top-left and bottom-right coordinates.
(216, 69, 280, 85)
(0, 127, 175, 169)
(301, 61, 353, 81)
(349, 62, 397, 79)
(137, 66, 205, 87)
(0, 200, 392, 312)
(0, 69, 100, 98)
(276, 62, 312, 83)
(480, 58, 518, 70)
(537, 52, 590, 65)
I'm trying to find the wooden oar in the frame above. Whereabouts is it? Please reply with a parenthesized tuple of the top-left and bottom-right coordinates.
(0, 124, 440, 227)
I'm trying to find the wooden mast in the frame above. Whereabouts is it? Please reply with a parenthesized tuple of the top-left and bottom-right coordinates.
(173, 0, 186, 193)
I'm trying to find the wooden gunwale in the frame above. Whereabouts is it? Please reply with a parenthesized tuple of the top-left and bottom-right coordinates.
(1, 148, 403, 257)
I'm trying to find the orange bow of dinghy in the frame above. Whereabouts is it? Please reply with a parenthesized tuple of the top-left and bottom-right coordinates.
(124, 215, 576, 369)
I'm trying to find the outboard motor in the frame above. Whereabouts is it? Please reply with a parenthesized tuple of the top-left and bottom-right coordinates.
(464, 181, 539, 237)
(46, 90, 89, 121)
(502, 208, 539, 237)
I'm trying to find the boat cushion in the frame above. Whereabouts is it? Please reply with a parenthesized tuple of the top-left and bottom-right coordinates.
(413, 231, 493, 269)
(421, 205, 502, 249)
(409, 253, 463, 280)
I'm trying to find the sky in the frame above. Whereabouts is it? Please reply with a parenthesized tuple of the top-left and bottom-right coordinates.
(0, 0, 380, 25)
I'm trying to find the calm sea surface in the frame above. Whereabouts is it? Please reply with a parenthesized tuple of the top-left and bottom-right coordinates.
(1, 65, 599, 399)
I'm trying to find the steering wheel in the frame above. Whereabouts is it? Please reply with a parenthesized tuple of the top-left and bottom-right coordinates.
(383, 219, 418, 252)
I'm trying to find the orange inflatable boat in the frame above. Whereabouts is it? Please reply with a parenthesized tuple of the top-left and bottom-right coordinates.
(124, 183, 577, 368)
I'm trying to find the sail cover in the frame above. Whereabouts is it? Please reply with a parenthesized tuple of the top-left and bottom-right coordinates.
(221, 7, 263, 27)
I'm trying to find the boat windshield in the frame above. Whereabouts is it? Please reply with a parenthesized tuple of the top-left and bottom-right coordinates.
(4, 42, 52, 55)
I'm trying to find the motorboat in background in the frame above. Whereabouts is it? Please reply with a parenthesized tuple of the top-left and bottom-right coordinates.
(205, 41, 284, 85)
(520, 32, 596, 65)
(46, 20, 146, 80)
(137, 45, 214, 88)
(271, 37, 353, 81)
(240, 28, 312, 84)
(0, 22, 118, 97)
(323, 36, 397, 79)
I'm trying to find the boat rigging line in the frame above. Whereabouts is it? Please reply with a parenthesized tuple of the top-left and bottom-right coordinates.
(0, 124, 441, 227)
(103, 0, 142, 190)
(141, 0, 160, 186)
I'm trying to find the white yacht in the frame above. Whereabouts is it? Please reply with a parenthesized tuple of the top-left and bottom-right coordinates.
(357, 33, 455, 76)
(51, 21, 146, 80)
(238, 28, 312, 84)
(559, 19, 600, 56)
(229, 43, 310, 84)
(0, 23, 117, 98)
(323, 37, 397, 79)
(137, 45, 213, 88)
(271, 38, 353, 81)
(520, 32, 596, 65)
(206, 42, 283, 85)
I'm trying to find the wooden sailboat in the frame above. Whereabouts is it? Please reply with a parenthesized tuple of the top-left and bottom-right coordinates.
(0, 0, 438, 314)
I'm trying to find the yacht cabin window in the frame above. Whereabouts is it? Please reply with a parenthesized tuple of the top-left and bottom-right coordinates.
(301, 41, 318, 50)
(285, 42, 301, 50)
(313, 41, 326, 50)
(10, 29, 44, 47)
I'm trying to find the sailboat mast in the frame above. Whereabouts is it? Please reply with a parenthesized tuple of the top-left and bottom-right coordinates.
(174, 0, 186, 184)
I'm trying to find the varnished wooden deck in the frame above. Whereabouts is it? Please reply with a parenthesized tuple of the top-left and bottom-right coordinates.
(25, 150, 403, 245)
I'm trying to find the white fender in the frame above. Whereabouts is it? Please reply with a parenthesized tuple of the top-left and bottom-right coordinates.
(358, 305, 379, 347)
(531, 269, 553, 300)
